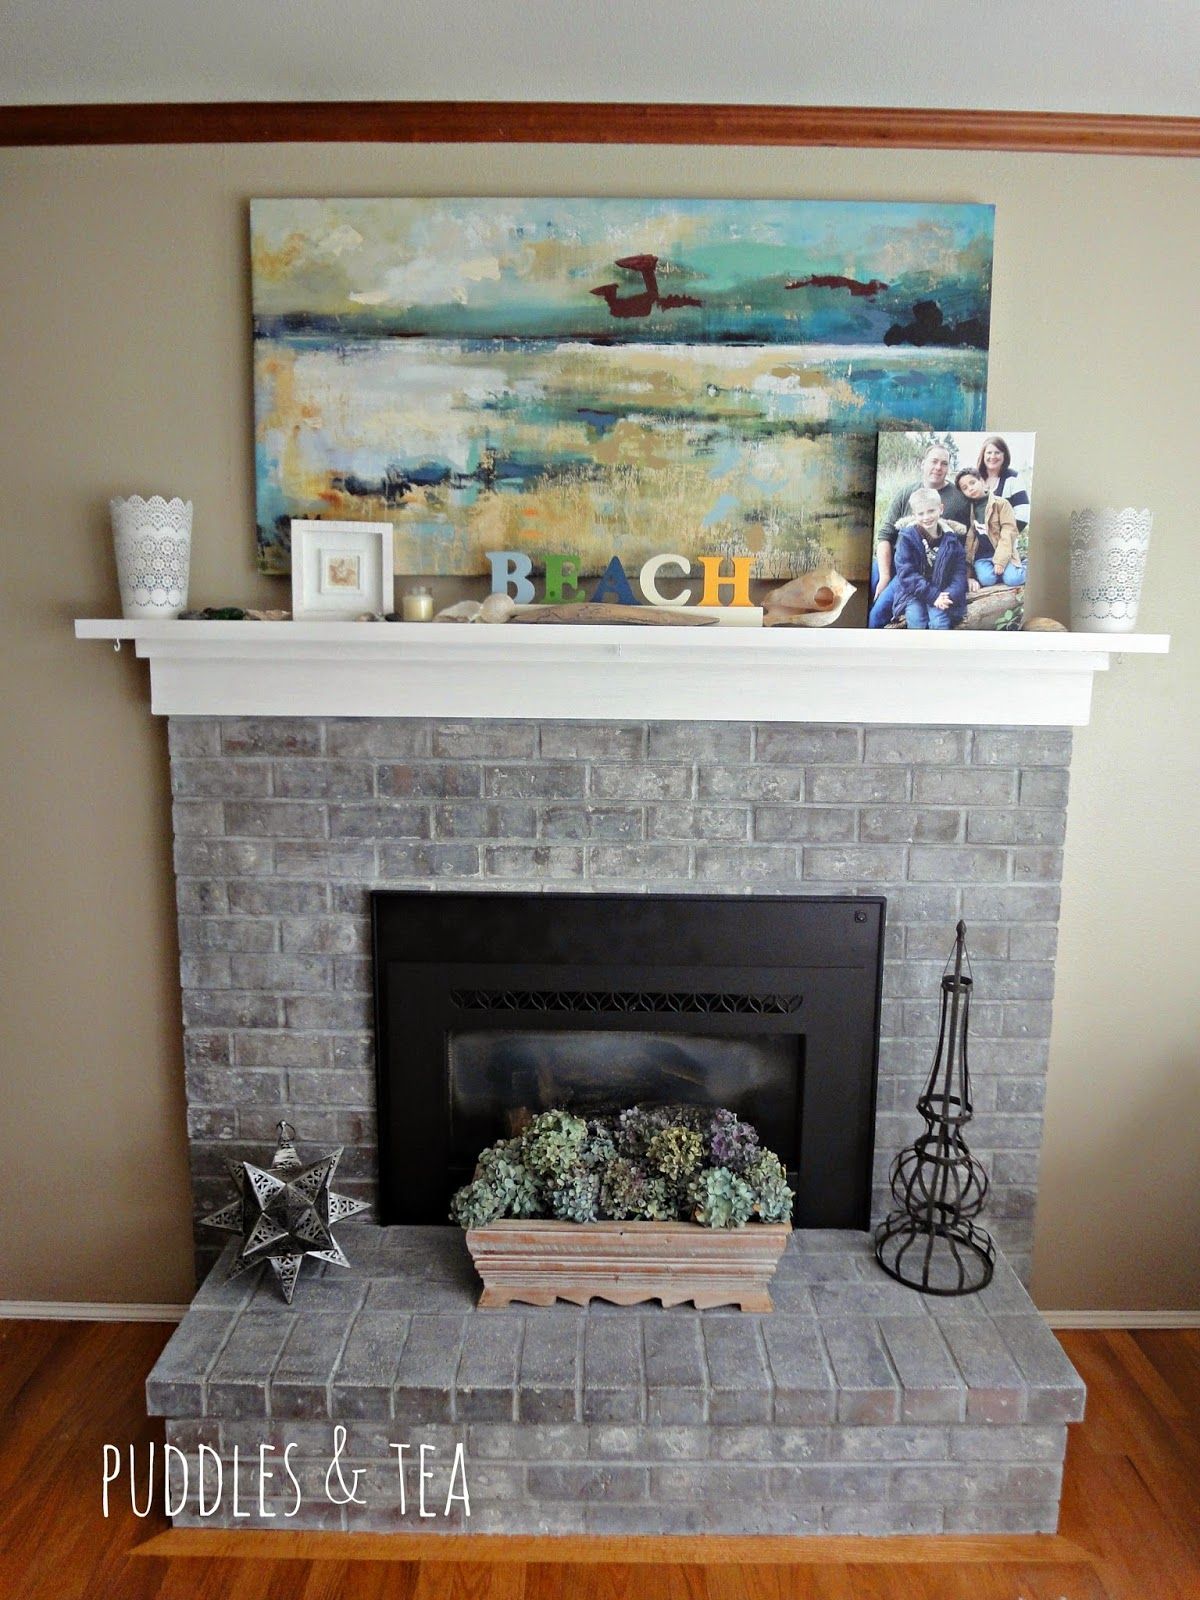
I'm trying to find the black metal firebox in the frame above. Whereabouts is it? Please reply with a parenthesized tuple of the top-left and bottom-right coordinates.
(372, 892, 884, 1228)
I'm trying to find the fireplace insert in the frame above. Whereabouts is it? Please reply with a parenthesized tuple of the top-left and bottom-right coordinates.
(372, 892, 884, 1227)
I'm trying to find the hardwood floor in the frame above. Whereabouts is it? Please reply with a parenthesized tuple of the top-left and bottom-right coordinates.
(1, 1319, 1196, 1599)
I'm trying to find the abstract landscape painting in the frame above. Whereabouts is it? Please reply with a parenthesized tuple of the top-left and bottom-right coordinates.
(252, 198, 994, 579)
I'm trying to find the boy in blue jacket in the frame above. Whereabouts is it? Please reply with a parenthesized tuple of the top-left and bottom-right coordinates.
(891, 488, 968, 629)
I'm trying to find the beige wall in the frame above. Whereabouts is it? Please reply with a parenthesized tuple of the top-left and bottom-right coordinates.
(1, 143, 1196, 1310)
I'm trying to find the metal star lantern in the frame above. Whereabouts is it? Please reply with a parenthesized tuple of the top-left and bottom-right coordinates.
(202, 1120, 368, 1303)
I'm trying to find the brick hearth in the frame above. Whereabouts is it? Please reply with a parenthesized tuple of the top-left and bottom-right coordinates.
(148, 1225, 1084, 1535)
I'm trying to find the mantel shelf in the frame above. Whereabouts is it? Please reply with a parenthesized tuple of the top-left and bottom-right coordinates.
(74, 618, 1170, 726)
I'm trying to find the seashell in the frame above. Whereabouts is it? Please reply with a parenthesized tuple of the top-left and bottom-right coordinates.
(434, 600, 483, 623)
(762, 565, 856, 627)
(478, 592, 519, 623)
(1022, 616, 1068, 632)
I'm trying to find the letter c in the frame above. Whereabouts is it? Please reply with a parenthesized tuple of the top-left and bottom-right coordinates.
(640, 553, 693, 607)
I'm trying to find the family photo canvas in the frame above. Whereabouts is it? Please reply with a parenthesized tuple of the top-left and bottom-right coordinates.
(869, 430, 1035, 630)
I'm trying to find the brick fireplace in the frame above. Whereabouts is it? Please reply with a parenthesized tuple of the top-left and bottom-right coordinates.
(173, 716, 1069, 1285)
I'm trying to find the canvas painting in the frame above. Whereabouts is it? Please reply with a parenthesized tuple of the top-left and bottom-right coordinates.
(252, 198, 995, 580)
(869, 430, 1035, 631)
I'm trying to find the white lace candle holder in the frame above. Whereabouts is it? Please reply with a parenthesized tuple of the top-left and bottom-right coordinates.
(110, 495, 193, 618)
(1068, 507, 1152, 633)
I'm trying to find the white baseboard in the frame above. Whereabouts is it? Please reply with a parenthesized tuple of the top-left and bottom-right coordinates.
(1041, 1309, 1200, 1329)
(0, 1300, 189, 1323)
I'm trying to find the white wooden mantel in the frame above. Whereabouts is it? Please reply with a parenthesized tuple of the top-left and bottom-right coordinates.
(74, 619, 1170, 726)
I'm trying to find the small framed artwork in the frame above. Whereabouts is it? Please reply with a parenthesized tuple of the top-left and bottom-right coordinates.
(868, 431, 1035, 632)
(290, 520, 394, 620)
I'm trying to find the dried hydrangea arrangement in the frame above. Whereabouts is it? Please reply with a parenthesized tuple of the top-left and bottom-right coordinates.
(451, 1104, 794, 1230)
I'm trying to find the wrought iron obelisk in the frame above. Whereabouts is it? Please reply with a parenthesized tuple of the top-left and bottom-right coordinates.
(875, 921, 995, 1295)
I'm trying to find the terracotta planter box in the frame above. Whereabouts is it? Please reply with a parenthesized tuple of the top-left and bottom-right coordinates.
(464, 1218, 792, 1311)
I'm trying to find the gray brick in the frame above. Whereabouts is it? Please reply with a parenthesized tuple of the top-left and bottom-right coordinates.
(962, 884, 1061, 921)
(173, 760, 272, 799)
(907, 846, 1009, 882)
(824, 1502, 944, 1534)
(1012, 846, 1065, 882)
(206, 1313, 295, 1417)
(642, 1315, 707, 1423)
(905, 921, 1007, 959)
(434, 803, 537, 839)
(224, 801, 327, 839)
(760, 1317, 835, 1423)
(280, 915, 368, 954)
(183, 992, 281, 1029)
(694, 845, 798, 882)
(178, 916, 277, 953)
(588, 843, 691, 879)
(991, 1315, 1087, 1422)
(541, 804, 643, 841)
(651, 805, 751, 841)
(169, 719, 220, 758)
(433, 723, 538, 758)
(327, 804, 431, 839)
(331, 1310, 408, 1417)
(380, 762, 482, 799)
(276, 760, 374, 799)
(648, 725, 751, 761)
(233, 1032, 329, 1068)
(275, 841, 376, 880)
(650, 1462, 769, 1501)
(228, 881, 328, 914)
(583, 1319, 643, 1423)
(821, 1319, 900, 1423)
(1019, 768, 1070, 807)
(1007, 924, 1059, 960)
(770, 1462, 892, 1499)
(950, 1424, 1067, 1461)
(912, 768, 1017, 805)
(392, 1314, 466, 1423)
(270, 1312, 349, 1418)
(702, 1317, 772, 1423)
(802, 845, 897, 882)
(757, 727, 861, 764)
(589, 764, 689, 801)
(455, 1313, 522, 1421)
(864, 729, 966, 765)
(181, 955, 231, 989)
(700, 766, 805, 802)
(944, 1502, 1060, 1533)
(177, 881, 228, 913)
(187, 1105, 237, 1140)
(527, 1463, 647, 1502)
(754, 807, 856, 842)
(173, 800, 225, 837)
(808, 766, 909, 803)
(939, 1318, 1027, 1422)
(145, 1309, 234, 1414)
(968, 809, 1066, 845)
(468, 1422, 588, 1459)
(859, 806, 961, 844)
(518, 1316, 581, 1423)
(811, 1280, 937, 1317)
(1001, 1004, 1054, 1039)
(486, 763, 586, 799)
(973, 729, 1072, 767)
(590, 1424, 709, 1460)
(284, 994, 372, 1030)
(222, 719, 322, 757)
(829, 1424, 951, 1461)
(969, 960, 1056, 1001)
(326, 721, 430, 758)
(879, 884, 961, 923)
(185, 1064, 282, 1104)
(286, 1068, 373, 1106)
(175, 839, 274, 877)
(228, 954, 331, 991)
(378, 843, 480, 878)
(484, 845, 585, 878)
(877, 1318, 965, 1423)
(334, 954, 372, 992)
(543, 724, 645, 760)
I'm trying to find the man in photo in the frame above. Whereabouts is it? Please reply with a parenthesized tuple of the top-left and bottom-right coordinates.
(891, 487, 968, 630)
(869, 442, 971, 627)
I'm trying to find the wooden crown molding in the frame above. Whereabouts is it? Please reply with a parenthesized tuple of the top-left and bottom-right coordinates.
(2, 100, 1197, 156)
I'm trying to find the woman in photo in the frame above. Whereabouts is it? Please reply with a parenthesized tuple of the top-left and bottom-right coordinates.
(975, 435, 1030, 531)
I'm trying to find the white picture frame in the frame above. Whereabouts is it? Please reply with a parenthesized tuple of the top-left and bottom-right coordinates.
(290, 520, 394, 620)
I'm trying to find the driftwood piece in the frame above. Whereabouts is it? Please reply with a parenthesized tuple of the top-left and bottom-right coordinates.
(964, 582, 1026, 629)
(465, 1218, 791, 1310)
(509, 603, 717, 626)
